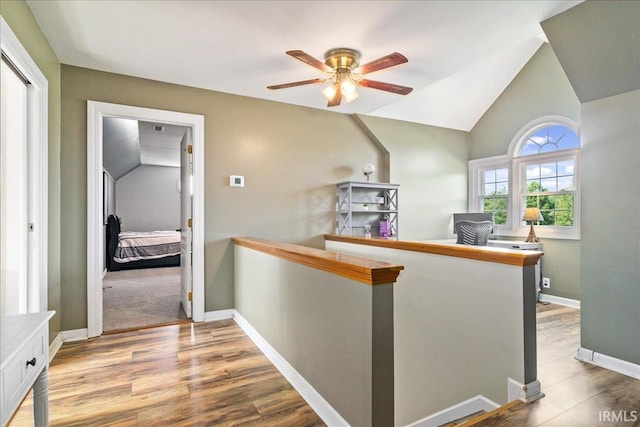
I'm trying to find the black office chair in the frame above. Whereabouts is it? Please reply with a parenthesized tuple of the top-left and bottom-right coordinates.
(455, 220, 493, 246)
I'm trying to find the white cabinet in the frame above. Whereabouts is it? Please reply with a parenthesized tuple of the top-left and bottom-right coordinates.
(1, 311, 54, 427)
(336, 181, 399, 237)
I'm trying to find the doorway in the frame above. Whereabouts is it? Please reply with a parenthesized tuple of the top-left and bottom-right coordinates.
(101, 118, 190, 332)
(87, 101, 204, 338)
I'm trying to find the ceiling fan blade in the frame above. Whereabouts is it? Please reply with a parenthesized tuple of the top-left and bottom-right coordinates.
(327, 84, 342, 107)
(267, 78, 327, 90)
(358, 79, 413, 95)
(357, 52, 408, 74)
(286, 50, 332, 73)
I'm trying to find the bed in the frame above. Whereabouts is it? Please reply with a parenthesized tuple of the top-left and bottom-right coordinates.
(106, 214, 181, 271)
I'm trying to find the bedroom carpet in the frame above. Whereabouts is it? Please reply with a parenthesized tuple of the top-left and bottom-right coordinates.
(103, 266, 188, 332)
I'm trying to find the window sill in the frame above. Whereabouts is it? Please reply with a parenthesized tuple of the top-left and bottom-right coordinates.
(493, 228, 581, 241)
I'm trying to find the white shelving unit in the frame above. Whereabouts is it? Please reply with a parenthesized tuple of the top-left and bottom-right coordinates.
(336, 181, 399, 237)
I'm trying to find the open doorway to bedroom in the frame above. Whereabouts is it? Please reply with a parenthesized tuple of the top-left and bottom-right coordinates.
(102, 118, 189, 332)
(87, 101, 205, 338)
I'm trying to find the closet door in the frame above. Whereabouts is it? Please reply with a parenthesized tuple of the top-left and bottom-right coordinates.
(1, 56, 29, 316)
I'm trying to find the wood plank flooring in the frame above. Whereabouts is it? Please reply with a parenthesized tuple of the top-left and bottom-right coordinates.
(469, 303, 640, 426)
(9, 319, 325, 426)
(9, 304, 639, 426)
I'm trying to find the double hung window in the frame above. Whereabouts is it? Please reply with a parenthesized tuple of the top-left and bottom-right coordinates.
(481, 167, 509, 226)
(469, 119, 580, 239)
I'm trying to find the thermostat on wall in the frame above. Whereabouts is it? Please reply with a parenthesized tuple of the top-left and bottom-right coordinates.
(230, 175, 244, 187)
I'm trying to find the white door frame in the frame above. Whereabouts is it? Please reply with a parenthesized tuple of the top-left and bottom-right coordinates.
(1, 16, 48, 313)
(87, 101, 205, 337)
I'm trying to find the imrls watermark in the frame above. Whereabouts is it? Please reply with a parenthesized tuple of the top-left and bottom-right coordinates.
(598, 410, 638, 423)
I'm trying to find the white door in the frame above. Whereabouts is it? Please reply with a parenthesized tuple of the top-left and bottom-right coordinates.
(1, 57, 28, 316)
(1, 19, 49, 317)
(180, 128, 193, 318)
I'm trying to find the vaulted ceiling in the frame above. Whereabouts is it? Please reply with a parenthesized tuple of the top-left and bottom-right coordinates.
(103, 118, 186, 180)
(541, 0, 640, 104)
(28, 0, 583, 131)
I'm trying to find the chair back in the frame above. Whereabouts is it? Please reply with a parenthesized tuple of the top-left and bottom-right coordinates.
(455, 220, 493, 246)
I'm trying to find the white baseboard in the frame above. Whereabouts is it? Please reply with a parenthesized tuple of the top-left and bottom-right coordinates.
(406, 395, 499, 427)
(576, 347, 640, 380)
(203, 309, 235, 322)
(233, 310, 349, 427)
(60, 328, 88, 342)
(539, 293, 580, 309)
(49, 328, 88, 361)
(49, 332, 64, 361)
(507, 378, 544, 403)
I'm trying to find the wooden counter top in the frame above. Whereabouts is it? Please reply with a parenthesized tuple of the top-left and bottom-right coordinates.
(324, 234, 543, 267)
(233, 237, 404, 286)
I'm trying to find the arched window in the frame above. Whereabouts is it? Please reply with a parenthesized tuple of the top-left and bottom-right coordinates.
(469, 118, 580, 239)
(519, 125, 580, 156)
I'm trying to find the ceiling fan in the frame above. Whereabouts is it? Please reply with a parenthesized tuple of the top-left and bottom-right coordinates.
(267, 48, 413, 107)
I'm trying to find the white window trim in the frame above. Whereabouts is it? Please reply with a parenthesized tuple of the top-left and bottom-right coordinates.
(468, 155, 512, 232)
(508, 115, 579, 158)
(1, 16, 49, 312)
(512, 149, 580, 240)
(469, 116, 580, 241)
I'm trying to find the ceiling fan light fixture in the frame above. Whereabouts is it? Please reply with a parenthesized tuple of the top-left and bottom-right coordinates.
(343, 89, 359, 103)
(269, 48, 412, 107)
(322, 72, 359, 104)
(341, 78, 358, 103)
(324, 48, 360, 70)
(322, 84, 337, 101)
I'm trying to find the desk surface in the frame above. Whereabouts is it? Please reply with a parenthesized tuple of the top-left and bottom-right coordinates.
(425, 238, 543, 251)
(486, 239, 542, 250)
(325, 234, 543, 267)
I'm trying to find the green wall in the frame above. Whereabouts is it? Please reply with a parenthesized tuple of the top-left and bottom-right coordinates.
(470, 43, 581, 160)
(470, 44, 582, 301)
(2, 0, 472, 332)
(1, 1, 62, 338)
(356, 115, 469, 239)
(60, 65, 469, 330)
(580, 90, 640, 365)
(541, 0, 640, 369)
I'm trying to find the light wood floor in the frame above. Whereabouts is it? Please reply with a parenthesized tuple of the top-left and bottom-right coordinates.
(9, 319, 325, 426)
(469, 303, 640, 426)
(10, 305, 639, 426)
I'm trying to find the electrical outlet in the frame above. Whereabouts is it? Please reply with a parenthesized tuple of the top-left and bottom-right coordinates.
(542, 277, 551, 288)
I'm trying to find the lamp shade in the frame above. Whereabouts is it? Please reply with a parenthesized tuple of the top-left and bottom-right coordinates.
(522, 207, 543, 222)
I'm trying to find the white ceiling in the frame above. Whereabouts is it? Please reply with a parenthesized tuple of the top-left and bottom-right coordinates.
(27, 0, 581, 131)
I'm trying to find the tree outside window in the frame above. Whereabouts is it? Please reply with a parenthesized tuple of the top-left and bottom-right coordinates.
(482, 168, 509, 225)
(520, 129, 577, 228)
(469, 119, 580, 239)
